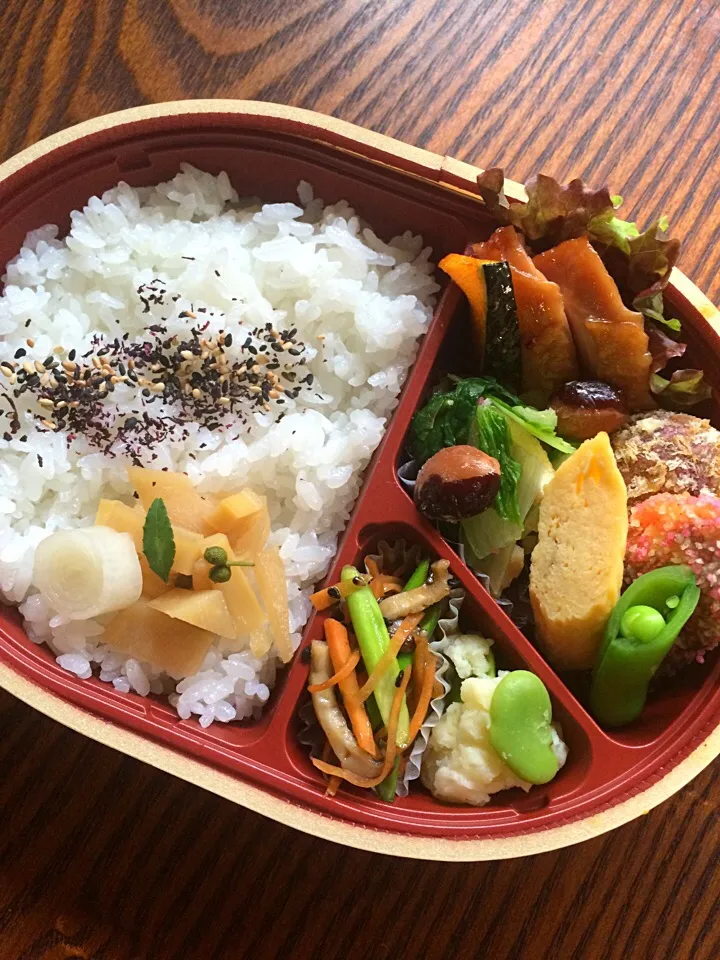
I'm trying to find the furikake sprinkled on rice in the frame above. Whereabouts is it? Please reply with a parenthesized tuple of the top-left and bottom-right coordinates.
(1, 279, 309, 462)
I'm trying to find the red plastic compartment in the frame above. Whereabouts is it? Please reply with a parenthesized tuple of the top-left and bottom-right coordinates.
(2, 106, 720, 843)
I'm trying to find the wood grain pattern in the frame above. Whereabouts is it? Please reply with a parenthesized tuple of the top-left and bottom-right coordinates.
(1, 1, 720, 957)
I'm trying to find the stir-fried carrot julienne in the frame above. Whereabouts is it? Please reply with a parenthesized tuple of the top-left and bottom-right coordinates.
(326, 776, 342, 797)
(369, 574, 403, 599)
(357, 612, 423, 703)
(319, 741, 341, 796)
(312, 665, 412, 788)
(323, 618, 376, 756)
(307, 648, 360, 693)
(406, 636, 437, 744)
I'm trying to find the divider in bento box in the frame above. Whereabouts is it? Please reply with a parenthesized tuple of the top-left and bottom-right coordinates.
(2, 103, 720, 857)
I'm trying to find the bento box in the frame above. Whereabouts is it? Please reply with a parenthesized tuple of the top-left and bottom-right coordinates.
(1, 100, 720, 861)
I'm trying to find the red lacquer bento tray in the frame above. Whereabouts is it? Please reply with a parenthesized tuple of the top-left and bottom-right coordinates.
(2, 101, 720, 861)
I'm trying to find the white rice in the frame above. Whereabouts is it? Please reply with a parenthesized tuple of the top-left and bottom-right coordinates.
(0, 164, 438, 725)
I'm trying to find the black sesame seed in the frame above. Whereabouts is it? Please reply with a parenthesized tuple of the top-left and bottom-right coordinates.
(328, 586, 341, 599)
(14, 348, 26, 359)
(395, 671, 405, 688)
(300, 646, 312, 664)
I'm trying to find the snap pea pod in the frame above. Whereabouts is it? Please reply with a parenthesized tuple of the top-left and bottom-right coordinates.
(398, 602, 442, 671)
(404, 559, 430, 592)
(418, 602, 442, 640)
(342, 565, 409, 747)
(372, 698, 400, 801)
(365, 694, 382, 731)
(590, 565, 700, 727)
(375, 757, 401, 803)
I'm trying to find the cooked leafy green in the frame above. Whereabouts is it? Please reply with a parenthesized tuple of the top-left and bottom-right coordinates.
(470, 402, 521, 524)
(462, 415, 554, 565)
(410, 377, 575, 465)
(409, 376, 518, 463)
(488, 398, 576, 454)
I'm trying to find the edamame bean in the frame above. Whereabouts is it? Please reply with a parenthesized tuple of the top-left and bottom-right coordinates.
(620, 605, 666, 644)
(489, 671, 559, 785)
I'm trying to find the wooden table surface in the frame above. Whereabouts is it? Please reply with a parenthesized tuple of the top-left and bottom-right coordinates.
(2, 1, 720, 958)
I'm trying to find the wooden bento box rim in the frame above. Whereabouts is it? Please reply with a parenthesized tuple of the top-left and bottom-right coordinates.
(1, 99, 719, 861)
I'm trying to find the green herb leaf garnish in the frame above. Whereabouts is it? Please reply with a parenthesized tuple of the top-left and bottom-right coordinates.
(143, 497, 175, 582)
